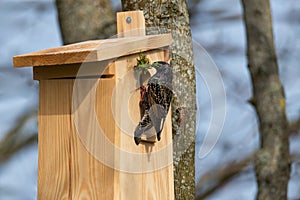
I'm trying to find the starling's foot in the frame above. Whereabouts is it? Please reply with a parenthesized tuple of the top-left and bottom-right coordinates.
(134, 137, 141, 145)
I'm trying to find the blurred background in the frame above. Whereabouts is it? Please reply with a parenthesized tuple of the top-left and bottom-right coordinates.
(0, 0, 299, 199)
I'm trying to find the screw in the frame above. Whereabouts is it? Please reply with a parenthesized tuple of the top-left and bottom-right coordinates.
(126, 17, 132, 24)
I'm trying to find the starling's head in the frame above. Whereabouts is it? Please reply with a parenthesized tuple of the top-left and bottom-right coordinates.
(152, 61, 172, 73)
(150, 61, 173, 89)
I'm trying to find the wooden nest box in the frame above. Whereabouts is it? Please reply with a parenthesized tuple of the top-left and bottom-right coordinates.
(13, 11, 174, 199)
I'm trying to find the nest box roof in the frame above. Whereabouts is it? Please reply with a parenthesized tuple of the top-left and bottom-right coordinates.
(13, 34, 172, 68)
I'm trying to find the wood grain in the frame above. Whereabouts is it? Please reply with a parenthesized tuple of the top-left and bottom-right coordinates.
(13, 34, 172, 68)
(32, 49, 166, 80)
(117, 11, 145, 37)
(36, 51, 173, 199)
(33, 61, 114, 80)
(116, 10, 174, 199)
(114, 44, 174, 200)
(38, 80, 72, 200)
(38, 78, 117, 199)
(71, 78, 116, 199)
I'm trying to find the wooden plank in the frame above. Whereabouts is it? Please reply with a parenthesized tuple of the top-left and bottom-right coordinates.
(32, 49, 167, 80)
(13, 34, 172, 68)
(33, 61, 114, 80)
(114, 50, 174, 200)
(95, 78, 117, 198)
(117, 11, 145, 37)
(114, 11, 174, 200)
(38, 80, 72, 200)
(38, 79, 116, 199)
(70, 78, 116, 199)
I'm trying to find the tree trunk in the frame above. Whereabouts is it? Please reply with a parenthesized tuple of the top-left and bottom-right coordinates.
(241, 1, 290, 199)
(121, 1, 196, 199)
(56, 0, 116, 44)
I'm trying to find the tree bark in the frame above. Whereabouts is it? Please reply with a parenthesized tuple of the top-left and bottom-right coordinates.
(56, 0, 116, 44)
(121, 1, 196, 199)
(241, 1, 290, 199)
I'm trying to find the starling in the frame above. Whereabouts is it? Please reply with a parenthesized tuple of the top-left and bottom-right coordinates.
(134, 61, 173, 145)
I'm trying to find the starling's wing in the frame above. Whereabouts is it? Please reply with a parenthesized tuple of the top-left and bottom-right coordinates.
(134, 109, 153, 145)
(135, 68, 151, 119)
(134, 81, 173, 145)
(147, 83, 173, 140)
(139, 86, 147, 118)
(134, 85, 153, 145)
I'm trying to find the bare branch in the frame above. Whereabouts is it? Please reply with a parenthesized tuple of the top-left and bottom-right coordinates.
(289, 118, 300, 134)
(0, 110, 37, 163)
(0, 134, 37, 163)
(195, 151, 257, 200)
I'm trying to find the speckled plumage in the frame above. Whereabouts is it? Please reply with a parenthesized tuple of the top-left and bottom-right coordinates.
(134, 61, 173, 145)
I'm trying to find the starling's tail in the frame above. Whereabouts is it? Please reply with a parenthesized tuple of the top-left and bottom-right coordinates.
(156, 130, 162, 141)
(134, 113, 153, 145)
(154, 118, 166, 141)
